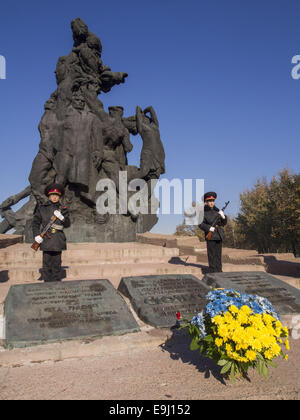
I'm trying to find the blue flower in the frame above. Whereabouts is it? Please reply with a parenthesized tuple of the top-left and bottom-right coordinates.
(191, 312, 207, 338)
(202, 289, 280, 321)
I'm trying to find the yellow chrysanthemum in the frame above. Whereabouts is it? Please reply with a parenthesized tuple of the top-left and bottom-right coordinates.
(251, 339, 262, 352)
(225, 343, 233, 353)
(264, 350, 273, 360)
(223, 311, 234, 323)
(240, 305, 252, 316)
(245, 349, 257, 361)
(270, 343, 281, 357)
(229, 305, 239, 314)
(212, 315, 223, 325)
(285, 340, 290, 351)
(218, 324, 229, 339)
(215, 337, 223, 347)
(237, 312, 249, 325)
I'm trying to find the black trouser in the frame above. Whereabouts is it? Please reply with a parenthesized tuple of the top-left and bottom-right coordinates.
(206, 240, 223, 273)
(42, 251, 62, 282)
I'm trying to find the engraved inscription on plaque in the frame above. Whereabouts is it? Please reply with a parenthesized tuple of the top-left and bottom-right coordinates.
(118, 274, 211, 328)
(203, 271, 300, 315)
(4, 279, 140, 348)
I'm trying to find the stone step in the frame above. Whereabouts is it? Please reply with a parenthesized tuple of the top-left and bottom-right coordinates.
(0, 243, 179, 265)
(0, 262, 204, 285)
(196, 252, 265, 266)
(0, 255, 176, 268)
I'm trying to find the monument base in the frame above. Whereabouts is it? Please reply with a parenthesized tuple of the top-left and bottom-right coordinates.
(24, 213, 158, 243)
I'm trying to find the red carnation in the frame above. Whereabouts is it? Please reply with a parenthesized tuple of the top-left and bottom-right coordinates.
(176, 311, 181, 320)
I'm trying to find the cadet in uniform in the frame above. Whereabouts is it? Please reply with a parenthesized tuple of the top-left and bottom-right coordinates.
(199, 192, 227, 273)
(32, 183, 70, 282)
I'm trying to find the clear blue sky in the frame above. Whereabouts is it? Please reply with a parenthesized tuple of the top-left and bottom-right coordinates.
(0, 0, 299, 234)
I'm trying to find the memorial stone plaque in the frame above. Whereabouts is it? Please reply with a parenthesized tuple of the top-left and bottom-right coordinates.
(4, 279, 140, 348)
(202, 271, 300, 315)
(118, 274, 211, 328)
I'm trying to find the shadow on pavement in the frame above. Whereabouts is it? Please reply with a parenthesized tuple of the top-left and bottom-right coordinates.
(168, 256, 210, 274)
(160, 327, 228, 385)
(0, 270, 9, 283)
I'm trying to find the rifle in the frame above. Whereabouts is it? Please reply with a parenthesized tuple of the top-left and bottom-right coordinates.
(31, 206, 66, 251)
(205, 201, 230, 241)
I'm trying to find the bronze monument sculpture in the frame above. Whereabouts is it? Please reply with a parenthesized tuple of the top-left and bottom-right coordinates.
(0, 18, 166, 242)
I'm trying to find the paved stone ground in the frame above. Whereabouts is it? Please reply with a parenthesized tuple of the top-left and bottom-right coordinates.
(0, 236, 299, 400)
(0, 328, 299, 400)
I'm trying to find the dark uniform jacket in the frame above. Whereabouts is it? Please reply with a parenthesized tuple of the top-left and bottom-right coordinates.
(199, 205, 227, 241)
(32, 201, 70, 252)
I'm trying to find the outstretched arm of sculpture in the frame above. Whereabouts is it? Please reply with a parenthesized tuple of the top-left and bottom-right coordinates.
(100, 71, 128, 92)
(135, 106, 144, 133)
(0, 185, 31, 210)
(122, 130, 133, 154)
(143, 106, 159, 127)
(122, 115, 138, 136)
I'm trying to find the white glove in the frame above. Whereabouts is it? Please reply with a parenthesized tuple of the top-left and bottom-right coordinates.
(54, 210, 64, 221)
(218, 210, 226, 219)
(35, 235, 43, 244)
(209, 227, 215, 232)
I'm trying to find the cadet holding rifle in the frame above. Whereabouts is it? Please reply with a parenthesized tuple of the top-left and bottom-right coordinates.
(32, 183, 70, 282)
(199, 192, 229, 273)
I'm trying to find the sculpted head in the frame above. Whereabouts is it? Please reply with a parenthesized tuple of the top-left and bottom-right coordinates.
(87, 31, 102, 57)
(123, 116, 138, 135)
(108, 106, 124, 119)
(71, 18, 89, 46)
(55, 56, 68, 84)
(72, 92, 85, 110)
(44, 95, 56, 111)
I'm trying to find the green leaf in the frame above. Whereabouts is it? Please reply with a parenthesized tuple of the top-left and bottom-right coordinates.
(190, 338, 200, 351)
(262, 362, 269, 379)
(266, 360, 277, 368)
(217, 359, 228, 367)
(199, 344, 205, 354)
(257, 359, 263, 376)
(221, 361, 232, 375)
(230, 363, 236, 382)
(257, 352, 264, 361)
(203, 334, 214, 343)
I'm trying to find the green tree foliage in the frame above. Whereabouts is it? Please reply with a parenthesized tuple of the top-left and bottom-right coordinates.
(175, 211, 236, 246)
(174, 169, 299, 255)
(235, 169, 300, 254)
(175, 221, 205, 241)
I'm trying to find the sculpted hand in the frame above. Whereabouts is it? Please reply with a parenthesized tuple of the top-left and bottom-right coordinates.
(0, 197, 14, 209)
(92, 152, 102, 169)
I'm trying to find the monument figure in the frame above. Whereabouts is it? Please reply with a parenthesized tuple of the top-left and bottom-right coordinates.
(29, 93, 58, 202)
(0, 18, 166, 242)
(136, 106, 166, 180)
(54, 91, 103, 204)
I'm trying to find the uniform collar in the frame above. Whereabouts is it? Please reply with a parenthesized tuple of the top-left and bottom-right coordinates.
(204, 204, 219, 211)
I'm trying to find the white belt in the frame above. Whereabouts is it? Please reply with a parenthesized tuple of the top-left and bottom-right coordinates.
(51, 223, 64, 231)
